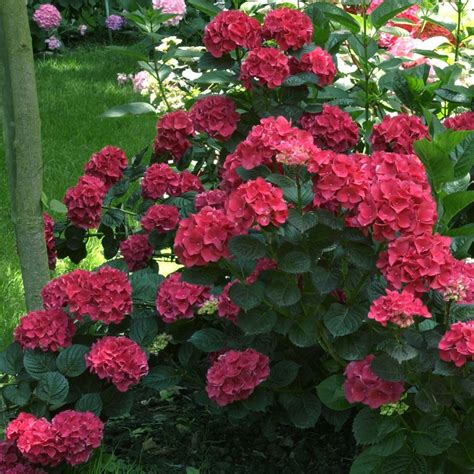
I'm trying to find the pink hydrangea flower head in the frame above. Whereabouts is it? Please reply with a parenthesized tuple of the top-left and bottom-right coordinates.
(14, 309, 75, 352)
(64, 175, 107, 229)
(206, 349, 270, 406)
(141, 163, 179, 200)
(297, 47, 336, 87)
(43, 212, 56, 270)
(105, 14, 125, 31)
(275, 132, 321, 166)
(240, 47, 290, 89)
(5, 413, 37, 442)
(119, 234, 154, 272)
(132, 70, 149, 93)
(84, 145, 128, 189)
(299, 105, 359, 152)
(41, 269, 90, 311)
(156, 272, 209, 323)
(33, 4, 61, 30)
(203, 10, 262, 58)
(440, 259, 474, 304)
(141, 204, 180, 234)
(370, 114, 429, 154)
(217, 281, 240, 324)
(152, 0, 186, 25)
(45, 36, 61, 51)
(226, 177, 288, 231)
(439, 321, 474, 367)
(220, 149, 244, 191)
(377, 233, 456, 294)
(190, 96, 240, 141)
(52, 410, 104, 465)
(174, 206, 237, 267)
(86, 336, 149, 391)
(16, 418, 63, 466)
(168, 170, 204, 196)
(344, 355, 404, 408)
(262, 7, 313, 51)
(443, 111, 474, 131)
(153, 110, 194, 161)
(0, 439, 46, 473)
(194, 189, 227, 211)
(368, 289, 431, 328)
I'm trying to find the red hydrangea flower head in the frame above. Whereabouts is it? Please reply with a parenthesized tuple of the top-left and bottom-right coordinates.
(190, 96, 240, 141)
(156, 272, 209, 323)
(370, 114, 429, 154)
(52, 410, 104, 466)
(439, 321, 474, 367)
(203, 10, 262, 58)
(275, 131, 321, 166)
(377, 233, 455, 294)
(206, 349, 270, 406)
(16, 418, 63, 466)
(64, 175, 107, 229)
(413, 21, 455, 43)
(0, 439, 46, 473)
(14, 309, 75, 352)
(174, 206, 237, 267)
(84, 145, 127, 188)
(153, 110, 194, 161)
(141, 163, 179, 200)
(240, 47, 290, 89)
(220, 149, 244, 191)
(299, 105, 359, 152)
(440, 259, 474, 304)
(443, 111, 474, 131)
(43, 212, 56, 270)
(311, 152, 370, 212)
(86, 336, 149, 392)
(120, 234, 153, 272)
(262, 7, 313, 51)
(41, 269, 90, 310)
(226, 177, 288, 230)
(77, 266, 132, 324)
(297, 47, 336, 87)
(368, 289, 431, 328)
(141, 204, 180, 233)
(343, 354, 404, 409)
(6, 413, 37, 442)
(168, 170, 204, 196)
(195, 189, 227, 211)
(217, 281, 240, 324)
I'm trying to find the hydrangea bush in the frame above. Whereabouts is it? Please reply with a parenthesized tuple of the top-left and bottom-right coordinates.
(2, 1, 474, 472)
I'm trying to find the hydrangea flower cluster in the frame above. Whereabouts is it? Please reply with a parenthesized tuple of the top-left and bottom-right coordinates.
(203, 10, 262, 58)
(40, 266, 132, 324)
(370, 114, 429, 154)
(140, 204, 180, 234)
(86, 336, 149, 392)
(438, 321, 474, 367)
(152, 0, 186, 26)
(33, 4, 61, 30)
(0, 439, 46, 473)
(190, 96, 240, 141)
(156, 272, 209, 323)
(344, 355, 405, 408)
(14, 309, 75, 352)
(217, 281, 240, 324)
(368, 289, 431, 327)
(84, 145, 128, 189)
(299, 105, 359, 152)
(293, 47, 337, 87)
(6, 410, 103, 467)
(153, 110, 194, 161)
(120, 234, 154, 271)
(194, 189, 227, 211)
(174, 206, 238, 266)
(45, 36, 61, 51)
(105, 15, 125, 31)
(206, 349, 270, 406)
(443, 111, 474, 131)
(43, 212, 56, 270)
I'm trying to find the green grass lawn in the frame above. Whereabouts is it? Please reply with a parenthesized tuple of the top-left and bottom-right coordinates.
(0, 46, 157, 350)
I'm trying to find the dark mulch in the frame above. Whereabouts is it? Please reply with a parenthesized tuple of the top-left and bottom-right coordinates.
(105, 389, 356, 474)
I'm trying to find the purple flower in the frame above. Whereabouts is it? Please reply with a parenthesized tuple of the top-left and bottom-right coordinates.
(33, 4, 61, 30)
(105, 14, 125, 31)
(45, 36, 61, 51)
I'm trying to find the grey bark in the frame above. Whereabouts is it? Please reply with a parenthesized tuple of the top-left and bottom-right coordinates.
(0, 0, 49, 310)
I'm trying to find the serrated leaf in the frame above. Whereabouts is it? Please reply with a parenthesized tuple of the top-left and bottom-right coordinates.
(440, 191, 474, 228)
(316, 374, 351, 411)
(0, 343, 24, 375)
(370, 0, 418, 29)
(143, 366, 182, 391)
(181, 266, 222, 286)
(130, 269, 163, 306)
(189, 328, 226, 352)
(311, 266, 339, 294)
(352, 408, 400, 445)
(371, 354, 404, 381)
(278, 250, 311, 274)
(282, 72, 319, 87)
(130, 311, 158, 346)
(238, 307, 277, 335)
(56, 345, 89, 377)
(324, 304, 365, 337)
(263, 272, 301, 307)
(228, 235, 266, 260)
(229, 281, 265, 311)
(24, 351, 56, 380)
(268, 360, 300, 388)
(381, 451, 428, 473)
(242, 387, 272, 412)
(378, 340, 418, 363)
(4, 382, 31, 406)
(75, 393, 103, 416)
(410, 416, 457, 456)
(35, 371, 69, 405)
(279, 392, 321, 428)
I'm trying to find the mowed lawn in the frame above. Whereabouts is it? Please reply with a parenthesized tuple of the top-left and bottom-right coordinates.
(0, 46, 157, 349)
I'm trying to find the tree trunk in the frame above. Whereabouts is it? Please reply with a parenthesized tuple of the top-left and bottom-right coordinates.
(0, 0, 49, 310)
